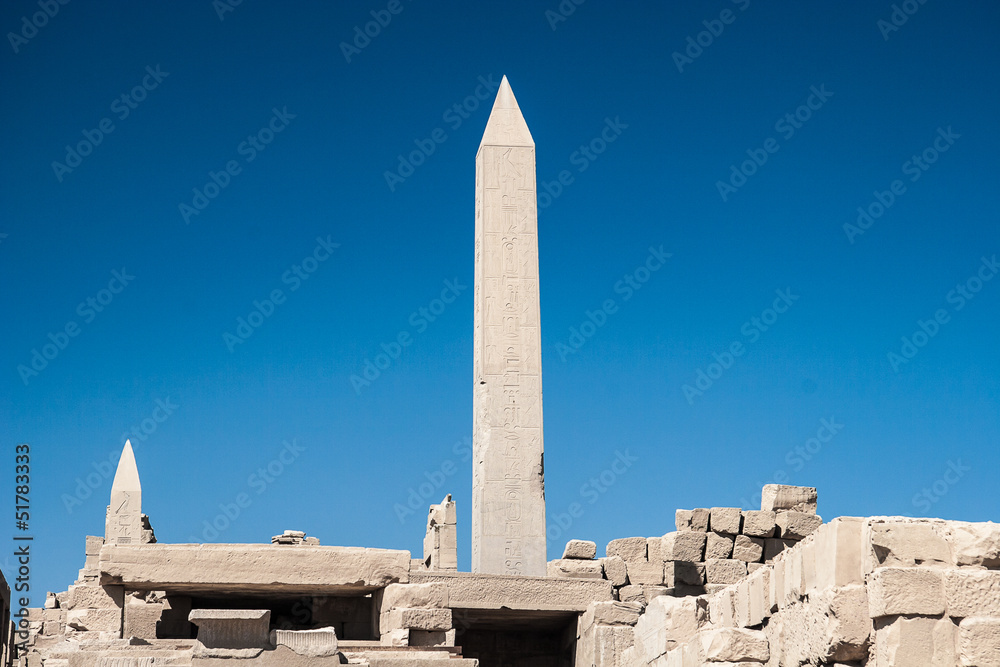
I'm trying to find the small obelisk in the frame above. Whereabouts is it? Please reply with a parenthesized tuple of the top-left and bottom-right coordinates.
(472, 76, 546, 576)
(105, 440, 143, 545)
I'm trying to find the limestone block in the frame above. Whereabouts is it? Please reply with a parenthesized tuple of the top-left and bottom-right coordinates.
(776, 511, 822, 539)
(747, 569, 770, 627)
(706, 559, 748, 585)
(647, 536, 663, 563)
(592, 625, 635, 667)
(618, 585, 645, 603)
(666, 561, 706, 587)
(123, 600, 163, 640)
(800, 537, 818, 596)
(874, 615, 956, 666)
(865, 517, 952, 571)
(547, 558, 604, 579)
(763, 538, 795, 562)
(769, 558, 784, 612)
(85, 535, 104, 556)
(868, 567, 946, 617)
(603, 556, 628, 587)
(644, 586, 670, 603)
(709, 588, 736, 628)
(733, 536, 764, 563)
(747, 562, 765, 574)
(381, 628, 409, 646)
(633, 595, 708, 661)
(676, 508, 710, 532)
(380, 607, 452, 632)
(409, 571, 613, 611)
(101, 544, 411, 593)
(814, 517, 864, 592)
(783, 548, 802, 605)
(189, 609, 270, 649)
(580, 601, 643, 630)
(382, 582, 449, 610)
(698, 627, 769, 662)
(958, 617, 1000, 666)
(733, 579, 751, 628)
(65, 608, 122, 633)
(563, 539, 597, 560)
(949, 521, 1000, 568)
(761, 484, 817, 513)
(607, 537, 648, 562)
(627, 560, 664, 586)
(711, 508, 743, 535)
(741, 511, 776, 538)
(707, 533, 735, 560)
(662, 532, 707, 562)
(826, 584, 872, 662)
(270, 627, 339, 657)
(66, 584, 124, 610)
(945, 569, 1000, 618)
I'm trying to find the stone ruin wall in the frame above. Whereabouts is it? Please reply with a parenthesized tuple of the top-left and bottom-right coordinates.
(573, 514, 1000, 666)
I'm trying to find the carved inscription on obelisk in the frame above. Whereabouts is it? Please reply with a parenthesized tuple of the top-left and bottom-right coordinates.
(105, 439, 143, 545)
(472, 76, 546, 576)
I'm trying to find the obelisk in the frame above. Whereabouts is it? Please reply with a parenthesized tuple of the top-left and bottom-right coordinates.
(472, 76, 546, 576)
(105, 439, 143, 545)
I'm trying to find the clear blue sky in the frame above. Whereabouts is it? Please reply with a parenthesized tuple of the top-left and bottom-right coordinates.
(2, 1, 998, 600)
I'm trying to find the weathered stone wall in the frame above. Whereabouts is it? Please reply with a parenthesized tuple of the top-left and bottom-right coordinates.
(585, 515, 1000, 666)
(548, 486, 823, 609)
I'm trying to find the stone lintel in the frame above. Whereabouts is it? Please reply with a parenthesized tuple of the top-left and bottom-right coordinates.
(100, 543, 410, 594)
(409, 571, 612, 612)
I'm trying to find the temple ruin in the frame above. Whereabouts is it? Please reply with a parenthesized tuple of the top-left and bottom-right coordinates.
(12, 77, 1000, 666)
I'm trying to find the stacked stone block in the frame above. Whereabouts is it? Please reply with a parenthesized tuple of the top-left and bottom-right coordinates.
(378, 582, 455, 648)
(546, 486, 823, 607)
(663, 486, 822, 595)
(619, 515, 1000, 666)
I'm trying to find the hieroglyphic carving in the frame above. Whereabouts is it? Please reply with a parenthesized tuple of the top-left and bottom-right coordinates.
(106, 440, 144, 546)
(473, 78, 545, 576)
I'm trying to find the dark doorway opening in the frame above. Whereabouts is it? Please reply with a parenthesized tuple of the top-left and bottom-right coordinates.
(453, 608, 577, 667)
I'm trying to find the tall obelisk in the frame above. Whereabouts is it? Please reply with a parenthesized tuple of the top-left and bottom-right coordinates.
(472, 76, 546, 576)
